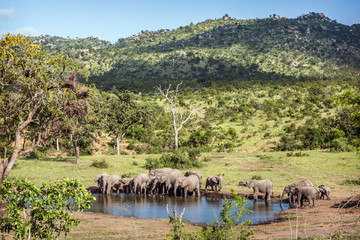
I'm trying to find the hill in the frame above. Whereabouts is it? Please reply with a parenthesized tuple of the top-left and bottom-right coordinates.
(33, 12, 360, 92)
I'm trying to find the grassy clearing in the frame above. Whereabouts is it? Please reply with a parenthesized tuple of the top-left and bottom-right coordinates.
(10, 150, 359, 195)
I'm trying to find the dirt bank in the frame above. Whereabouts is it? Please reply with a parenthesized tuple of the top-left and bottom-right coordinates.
(66, 189, 360, 239)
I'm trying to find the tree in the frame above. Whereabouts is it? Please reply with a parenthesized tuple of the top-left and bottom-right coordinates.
(104, 91, 151, 155)
(155, 83, 196, 150)
(338, 89, 360, 152)
(0, 178, 94, 239)
(0, 34, 88, 182)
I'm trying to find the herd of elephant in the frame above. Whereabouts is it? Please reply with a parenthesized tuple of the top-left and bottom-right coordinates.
(238, 179, 331, 208)
(94, 168, 222, 198)
(94, 168, 331, 208)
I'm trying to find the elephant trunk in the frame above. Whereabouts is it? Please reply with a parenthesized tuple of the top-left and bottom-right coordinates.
(280, 190, 285, 206)
(174, 181, 179, 197)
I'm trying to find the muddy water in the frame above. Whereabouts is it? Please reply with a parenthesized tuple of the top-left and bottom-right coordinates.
(88, 193, 290, 224)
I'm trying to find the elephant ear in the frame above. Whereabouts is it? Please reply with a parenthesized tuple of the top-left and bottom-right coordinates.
(211, 176, 219, 184)
(249, 181, 255, 188)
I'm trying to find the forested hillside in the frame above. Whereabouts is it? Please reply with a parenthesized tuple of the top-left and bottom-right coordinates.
(32, 12, 360, 92)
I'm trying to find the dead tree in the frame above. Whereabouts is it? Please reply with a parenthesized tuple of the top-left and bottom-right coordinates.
(155, 83, 196, 150)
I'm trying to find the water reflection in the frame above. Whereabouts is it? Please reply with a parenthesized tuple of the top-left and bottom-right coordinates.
(87, 193, 290, 224)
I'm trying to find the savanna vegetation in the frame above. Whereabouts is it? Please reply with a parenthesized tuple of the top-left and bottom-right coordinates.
(1, 11, 360, 239)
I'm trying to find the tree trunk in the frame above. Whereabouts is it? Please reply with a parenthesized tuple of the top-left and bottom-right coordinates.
(174, 130, 179, 151)
(74, 142, 80, 164)
(1, 129, 22, 182)
(56, 137, 60, 152)
(116, 136, 120, 155)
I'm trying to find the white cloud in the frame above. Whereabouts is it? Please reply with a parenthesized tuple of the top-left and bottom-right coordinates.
(11, 26, 41, 37)
(0, 8, 15, 18)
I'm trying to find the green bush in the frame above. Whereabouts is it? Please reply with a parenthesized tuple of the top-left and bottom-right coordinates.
(330, 138, 354, 152)
(166, 189, 255, 240)
(90, 159, 110, 169)
(0, 178, 94, 240)
(145, 149, 204, 169)
(286, 151, 309, 157)
(343, 178, 360, 185)
(251, 175, 262, 180)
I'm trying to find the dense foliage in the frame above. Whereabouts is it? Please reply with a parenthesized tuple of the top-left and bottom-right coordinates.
(33, 13, 360, 92)
(0, 178, 94, 239)
(0, 34, 89, 181)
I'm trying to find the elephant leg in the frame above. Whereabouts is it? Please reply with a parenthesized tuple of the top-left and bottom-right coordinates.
(197, 187, 200, 197)
(253, 190, 258, 200)
(184, 186, 188, 198)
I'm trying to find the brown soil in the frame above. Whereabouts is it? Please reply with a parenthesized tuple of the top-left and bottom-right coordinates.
(65, 191, 360, 240)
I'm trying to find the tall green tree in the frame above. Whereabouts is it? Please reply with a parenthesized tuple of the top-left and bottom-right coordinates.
(104, 91, 151, 155)
(0, 34, 88, 182)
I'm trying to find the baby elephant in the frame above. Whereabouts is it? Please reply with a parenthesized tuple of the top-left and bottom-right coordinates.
(318, 185, 331, 200)
(239, 179, 273, 201)
(205, 176, 223, 192)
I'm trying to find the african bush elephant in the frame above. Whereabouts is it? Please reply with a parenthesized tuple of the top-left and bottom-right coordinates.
(280, 180, 313, 206)
(174, 175, 200, 198)
(294, 186, 317, 208)
(119, 177, 133, 193)
(94, 173, 108, 194)
(148, 168, 181, 178)
(100, 174, 121, 194)
(184, 171, 203, 188)
(148, 171, 181, 195)
(239, 179, 273, 201)
(318, 185, 331, 200)
(205, 176, 223, 192)
(131, 173, 149, 194)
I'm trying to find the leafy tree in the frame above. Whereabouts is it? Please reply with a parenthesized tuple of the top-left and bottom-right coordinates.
(0, 34, 88, 182)
(338, 89, 360, 152)
(104, 91, 151, 155)
(0, 178, 94, 239)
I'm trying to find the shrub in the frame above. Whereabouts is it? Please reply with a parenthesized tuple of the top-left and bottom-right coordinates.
(286, 151, 309, 157)
(0, 178, 94, 240)
(90, 159, 110, 169)
(166, 189, 255, 240)
(330, 138, 354, 152)
(343, 178, 360, 185)
(145, 149, 204, 169)
(251, 175, 262, 180)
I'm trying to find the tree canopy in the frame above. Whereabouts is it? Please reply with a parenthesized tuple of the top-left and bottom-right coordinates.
(0, 34, 89, 182)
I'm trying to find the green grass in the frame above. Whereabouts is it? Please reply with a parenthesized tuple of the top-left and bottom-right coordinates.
(10, 150, 360, 195)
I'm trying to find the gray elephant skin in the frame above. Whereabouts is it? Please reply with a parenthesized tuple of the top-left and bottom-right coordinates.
(184, 171, 203, 188)
(174, 175, 200, 198)
(280, 180, 313, 206)
(148, 171, 181, 195)
(318, 185, 331, 200)
(294, 186, 317, 207)
(205, 176, 223, 192)
(239, 179, 273, 201)
(94, 173, 108, 194)
(100, 174, 122, 194)
(131, 173, 149, 194)
(119, 177, 133, 193)
(148, 168, 181, 178)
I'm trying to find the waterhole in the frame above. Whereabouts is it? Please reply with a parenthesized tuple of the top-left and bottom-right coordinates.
(87, 193, 290, 224)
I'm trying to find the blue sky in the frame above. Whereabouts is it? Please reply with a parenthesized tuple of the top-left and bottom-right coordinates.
(1, 0, 359, 43)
